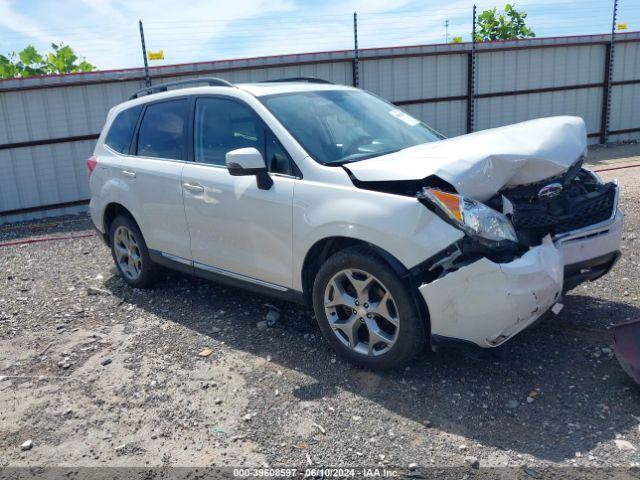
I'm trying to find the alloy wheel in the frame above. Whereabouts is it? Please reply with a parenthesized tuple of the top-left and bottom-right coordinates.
(323, 268, 400, 356)
(113, 225, 143, 281)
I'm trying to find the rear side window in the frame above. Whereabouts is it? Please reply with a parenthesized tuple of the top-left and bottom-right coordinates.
(104, 105, 142, 154)
(136, 99, 188, 161)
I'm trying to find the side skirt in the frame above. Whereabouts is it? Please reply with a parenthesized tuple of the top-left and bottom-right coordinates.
(149, 250, 307, 305)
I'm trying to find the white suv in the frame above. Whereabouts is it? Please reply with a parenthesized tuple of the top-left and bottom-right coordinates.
(89, 77, 623, 369)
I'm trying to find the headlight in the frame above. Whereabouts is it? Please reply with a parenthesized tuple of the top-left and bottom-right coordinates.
(422, 188, 518, 243)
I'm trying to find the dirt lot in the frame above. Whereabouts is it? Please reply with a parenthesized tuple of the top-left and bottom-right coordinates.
(1, 153, 639, 473)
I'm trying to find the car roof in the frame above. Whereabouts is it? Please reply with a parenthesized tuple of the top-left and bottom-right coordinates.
(236, 82, 353, 96)
(111, 79, 355, 118)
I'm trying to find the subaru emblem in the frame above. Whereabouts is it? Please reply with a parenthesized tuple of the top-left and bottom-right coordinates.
(538, 182, 563, 199)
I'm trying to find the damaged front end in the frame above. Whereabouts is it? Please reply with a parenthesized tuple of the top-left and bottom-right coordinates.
(411, 188, 564, 348)
(352, 160, 620, 349)
(484, 158, 617, 248)
(344, 117, 622, 348)
(417, 236, 564, 348)
(484, 158, 622, 291)
(411, 160, 621, 347)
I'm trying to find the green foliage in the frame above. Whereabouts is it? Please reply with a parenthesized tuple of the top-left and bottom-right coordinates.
(475, 3, 535, 42)
(449, 36, 463, 44)
(0, 43, 95, 79)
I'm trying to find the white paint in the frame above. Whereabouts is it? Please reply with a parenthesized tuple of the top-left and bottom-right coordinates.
(420, 236, 564, 347)
(225, 147, 266, 170)
(555, 211, 624, 266)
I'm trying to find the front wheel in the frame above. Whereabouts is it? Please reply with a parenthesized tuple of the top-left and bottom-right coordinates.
(312, 246, 427, 370)
(109, 215, 159, 288)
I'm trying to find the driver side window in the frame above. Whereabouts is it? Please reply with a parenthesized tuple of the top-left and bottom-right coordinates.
(194, 97, 264, 166)
(194, 97, 295, 176)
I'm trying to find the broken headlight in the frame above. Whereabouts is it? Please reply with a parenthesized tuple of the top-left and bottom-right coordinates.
(423, 188, 518, 243)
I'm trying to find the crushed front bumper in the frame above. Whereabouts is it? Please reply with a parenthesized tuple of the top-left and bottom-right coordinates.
(420, 206, 623, 348)
(420, 237, 564, 348)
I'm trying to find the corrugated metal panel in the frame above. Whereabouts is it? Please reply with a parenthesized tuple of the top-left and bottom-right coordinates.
(360, 53, 467, 101)
(0, 80, 142, 144)
(146, 62, 353, 86)
(475, 87, 603, 134)
(0, 140, 94, 214)
(609, 83, 640, 132)
(613, 41, 640, 82)
(221, 62, 353, 85)
(477, 44, 605, 94)
(402, 101, 466, 138)
(0, 204, 87, 225)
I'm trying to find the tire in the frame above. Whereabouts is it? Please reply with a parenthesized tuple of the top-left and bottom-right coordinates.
(312, 246, 427, 370)
(109, 215, 159, 288)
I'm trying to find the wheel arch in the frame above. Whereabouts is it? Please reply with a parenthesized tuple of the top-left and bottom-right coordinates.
(102, 202, 141, 245)
(300, 236, 431, 335)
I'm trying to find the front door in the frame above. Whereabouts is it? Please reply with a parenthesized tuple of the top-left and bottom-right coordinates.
(182, 96, 296, 289)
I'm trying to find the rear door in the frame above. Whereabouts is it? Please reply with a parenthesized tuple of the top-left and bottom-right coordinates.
(120, 97, 192, 261)
(181, 96, 296, 289)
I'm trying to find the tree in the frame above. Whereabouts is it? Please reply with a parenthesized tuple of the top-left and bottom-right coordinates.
(475, 4, 535, 42)
(0, 43, 95, 79)
(449, 36, 463, 44)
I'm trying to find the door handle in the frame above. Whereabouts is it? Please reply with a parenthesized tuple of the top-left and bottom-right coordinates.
(122, 170, 136, 179)
(183, 182, 204, 193)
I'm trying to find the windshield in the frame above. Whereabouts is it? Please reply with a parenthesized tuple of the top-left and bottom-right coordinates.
(260, 90, 443, 165)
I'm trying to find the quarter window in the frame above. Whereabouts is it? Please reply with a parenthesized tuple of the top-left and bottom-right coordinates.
(265, 130, 293, 176)
(136, 99, 188, 160)
(104, 105, 142, 154)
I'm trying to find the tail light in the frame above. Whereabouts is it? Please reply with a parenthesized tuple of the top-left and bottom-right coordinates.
(87, 156, 98, 176)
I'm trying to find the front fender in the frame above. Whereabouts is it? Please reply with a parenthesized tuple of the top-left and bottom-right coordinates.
(292, 181, 463, 291)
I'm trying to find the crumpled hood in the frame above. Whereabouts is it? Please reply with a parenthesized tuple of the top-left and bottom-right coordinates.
(346, 116, 587, 201)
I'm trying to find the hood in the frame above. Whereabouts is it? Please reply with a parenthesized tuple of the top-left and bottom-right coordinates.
(346, 116, 587, 201)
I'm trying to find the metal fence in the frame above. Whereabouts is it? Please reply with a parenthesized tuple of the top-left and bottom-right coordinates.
(1, 31, 639, 224)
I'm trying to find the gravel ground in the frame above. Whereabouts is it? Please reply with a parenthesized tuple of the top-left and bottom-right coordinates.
(0, 166, 639, 474)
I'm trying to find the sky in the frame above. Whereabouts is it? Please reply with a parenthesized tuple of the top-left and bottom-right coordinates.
(0, 0, 637, 71)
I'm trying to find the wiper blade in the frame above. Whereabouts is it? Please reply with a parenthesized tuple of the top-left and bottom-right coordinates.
(328, 148, 404, 166)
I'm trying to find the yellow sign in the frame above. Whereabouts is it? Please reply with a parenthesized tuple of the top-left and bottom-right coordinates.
(617, 23, 628, 30)
(148, 50, 164, 60)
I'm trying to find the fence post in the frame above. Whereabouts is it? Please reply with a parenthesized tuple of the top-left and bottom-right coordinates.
(467, 4, 477, 133)
(139, 20, 151, 88)
(601, 0, 618, 144)
(353, 12, 360, 87)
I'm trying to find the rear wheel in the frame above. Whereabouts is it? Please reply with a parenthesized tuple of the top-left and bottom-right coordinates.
(109, 215, 159, 288)
(312, 246, 427, 370)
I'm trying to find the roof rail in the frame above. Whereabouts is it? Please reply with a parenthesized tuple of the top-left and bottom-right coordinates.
(259, 77, 334, 85)
(128, 77, 234, 100)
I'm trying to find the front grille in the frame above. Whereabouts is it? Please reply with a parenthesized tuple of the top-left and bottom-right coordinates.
(556, 189, 615, 232)
(512, 186, 616, 234)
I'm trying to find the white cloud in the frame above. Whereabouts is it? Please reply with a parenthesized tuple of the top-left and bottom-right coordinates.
(0, 0, 54, 46)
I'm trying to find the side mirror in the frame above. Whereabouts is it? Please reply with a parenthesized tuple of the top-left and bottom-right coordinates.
(226, 147, 266, 175)
(225, 147, 273, 190)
